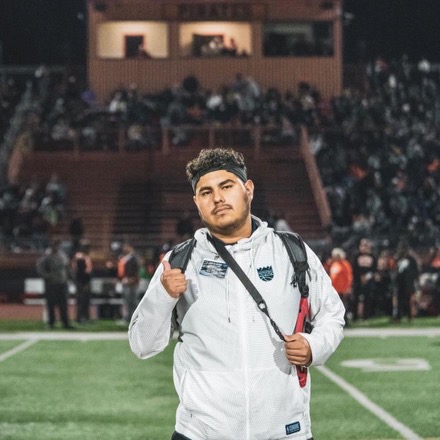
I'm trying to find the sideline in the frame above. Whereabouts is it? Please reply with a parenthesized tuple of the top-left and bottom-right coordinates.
(343, 327, 440, 337)
(0, 332, 129, 341)
(0, 339, 39, 363)
(1, 327, 440, 341)
(317, 365, 423, 440)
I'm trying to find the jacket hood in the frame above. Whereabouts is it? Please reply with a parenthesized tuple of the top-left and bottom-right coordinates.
(193, 215, 271, 252)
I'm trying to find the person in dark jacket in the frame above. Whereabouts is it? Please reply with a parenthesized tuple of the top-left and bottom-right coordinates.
(352, 238, 377, 320)
(71, 242, 93, 324)
(394, 242, 419, 322)
(36, 239, 73, 329)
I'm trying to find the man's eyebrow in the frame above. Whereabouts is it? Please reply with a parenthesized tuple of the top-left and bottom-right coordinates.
(197, 178, 236, 194)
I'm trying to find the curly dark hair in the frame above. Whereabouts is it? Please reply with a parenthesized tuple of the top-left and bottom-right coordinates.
(186, 148, 248, 192)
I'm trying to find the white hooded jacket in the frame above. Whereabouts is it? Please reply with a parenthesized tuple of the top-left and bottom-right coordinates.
(129, 217, 345, 440)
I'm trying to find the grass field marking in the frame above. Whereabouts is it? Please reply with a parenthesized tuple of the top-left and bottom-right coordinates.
(0, 339, 39, 363)
(316, 365, 423, 440)
(0, 332, 128, 341)
(344, 328, 440, 338)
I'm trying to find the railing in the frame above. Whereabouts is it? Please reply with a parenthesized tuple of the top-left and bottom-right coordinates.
(299, 126, 331, 228)
(32, 119, 301, 158)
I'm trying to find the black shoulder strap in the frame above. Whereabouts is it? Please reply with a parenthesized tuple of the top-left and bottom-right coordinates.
(169, 238, 196, 341)
(168, 238, 196, 272)
(274, 231, 310, 298)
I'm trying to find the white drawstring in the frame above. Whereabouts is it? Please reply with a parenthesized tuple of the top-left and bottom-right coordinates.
(225, 249, 231, 323)
(249, 241, 256, 323)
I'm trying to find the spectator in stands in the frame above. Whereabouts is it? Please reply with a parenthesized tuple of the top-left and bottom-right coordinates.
(46, 173, 66, 208)
(50, 115, 75, 147)
(69, 214, 84, 256)
(222, 38, 238, 56)
(273, 212, 293, 232)
(329, 247, 353, 325)
(39, 173, 66, 227)
(108, 91, 127, 118)
(175, 210, 194, 241)
(30, 212, 49, 250)
(36, 239, 73, 329)
(117, 242, 140, 324)
(137, 42, 152, 59)
(126, 122, 148, 150)
(38, 190, 59, 227)
(80, 83, 97, 109)
(71, 242, 93, 324)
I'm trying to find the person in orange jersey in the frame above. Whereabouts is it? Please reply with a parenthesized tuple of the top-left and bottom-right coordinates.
(329, 247, 353, 324)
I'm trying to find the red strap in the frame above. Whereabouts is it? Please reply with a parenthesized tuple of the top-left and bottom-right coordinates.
(294, 296, 310, 387)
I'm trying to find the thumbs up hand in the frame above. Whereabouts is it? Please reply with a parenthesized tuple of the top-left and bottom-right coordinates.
(160, 260, 188, 299)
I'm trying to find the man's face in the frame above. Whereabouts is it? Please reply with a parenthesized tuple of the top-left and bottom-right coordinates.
(359, 240, 371, 254)
(193, 169, 254, 238)
(122, 244, 132, 255)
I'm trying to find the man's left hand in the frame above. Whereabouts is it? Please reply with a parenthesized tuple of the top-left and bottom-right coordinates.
(284, 333, 312, 367)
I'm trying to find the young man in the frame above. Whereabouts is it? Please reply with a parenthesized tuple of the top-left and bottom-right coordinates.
(129, 148, 345, 440)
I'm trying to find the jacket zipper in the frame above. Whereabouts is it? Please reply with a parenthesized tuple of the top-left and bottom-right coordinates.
(235, 249, 251, 440)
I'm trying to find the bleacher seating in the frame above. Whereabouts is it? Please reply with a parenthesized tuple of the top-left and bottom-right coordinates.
(16, 143, 327, 257)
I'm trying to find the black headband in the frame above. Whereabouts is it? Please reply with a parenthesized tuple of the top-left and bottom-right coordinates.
(191, 163, 248, 192)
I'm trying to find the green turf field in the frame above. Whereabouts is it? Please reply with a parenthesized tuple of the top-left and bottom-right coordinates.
(0, 328, 439, 440)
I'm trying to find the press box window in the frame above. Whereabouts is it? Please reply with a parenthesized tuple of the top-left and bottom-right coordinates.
(179, 22, 252, 57)
(263, 22, 333, 57)
(96, 21, 168, 59)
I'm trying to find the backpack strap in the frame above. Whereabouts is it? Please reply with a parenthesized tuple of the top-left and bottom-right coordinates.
(275, 230, 313, 333)
(275, 230, 313, 388)
(274, 231, 310, 298)
(168, 238, 196, 342)
(168, 238, 196, 272)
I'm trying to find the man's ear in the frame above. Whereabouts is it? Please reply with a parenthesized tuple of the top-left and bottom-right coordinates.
(193, 195, 201, 216)
(245, 179, 254, 201)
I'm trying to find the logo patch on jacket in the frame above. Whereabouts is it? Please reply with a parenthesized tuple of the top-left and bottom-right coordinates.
(285, 421, 301, 435)
(257, 266, 274, 281)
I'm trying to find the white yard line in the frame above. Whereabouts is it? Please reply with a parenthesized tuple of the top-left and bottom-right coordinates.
(344, 328, 440, 337)
(316, 365, 423, 440)
(0, 332, 128, 341)
(1, 327, 439, 341)
(0, 339, 39, 362)
(0, 332, 128, 362)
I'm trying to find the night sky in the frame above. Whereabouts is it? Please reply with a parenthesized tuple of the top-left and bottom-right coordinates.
(343, 0, 440, 63)
(0, 0, 87, 65)
(0, 0, 440, 65)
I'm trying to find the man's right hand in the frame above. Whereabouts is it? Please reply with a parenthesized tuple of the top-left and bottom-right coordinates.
(161, 260, 188, 298)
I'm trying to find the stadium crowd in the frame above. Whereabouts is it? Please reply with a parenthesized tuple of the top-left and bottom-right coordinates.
(0, 172, 66, 252)
(1, 56, 440, 319)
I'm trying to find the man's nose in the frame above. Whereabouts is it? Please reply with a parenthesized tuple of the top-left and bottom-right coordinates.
(213, 189, 224, 203)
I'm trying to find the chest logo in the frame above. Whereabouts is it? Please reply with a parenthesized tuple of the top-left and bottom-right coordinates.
(200, 259, 228, 278)
(257, 266, 274, 281)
